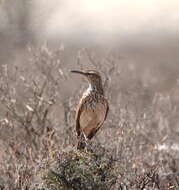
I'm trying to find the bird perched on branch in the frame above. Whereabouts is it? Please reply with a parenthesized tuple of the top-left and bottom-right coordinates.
(71, 69, 109, 150)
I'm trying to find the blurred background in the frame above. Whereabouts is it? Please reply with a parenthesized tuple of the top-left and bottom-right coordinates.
(0, 0, 179, 90)
(0, 1, 179, 188)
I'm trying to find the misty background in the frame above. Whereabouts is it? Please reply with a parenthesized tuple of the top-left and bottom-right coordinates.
(1, 1, 179, 187)
(0, 0, 179, 91)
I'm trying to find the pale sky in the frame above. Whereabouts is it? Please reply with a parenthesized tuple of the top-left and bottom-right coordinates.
(32, 0, 179, 42)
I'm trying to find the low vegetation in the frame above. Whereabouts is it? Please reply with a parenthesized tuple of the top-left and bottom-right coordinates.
(0, 45, 179, 189)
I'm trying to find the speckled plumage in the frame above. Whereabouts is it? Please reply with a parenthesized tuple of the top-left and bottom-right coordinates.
(71, 70, 109, 150)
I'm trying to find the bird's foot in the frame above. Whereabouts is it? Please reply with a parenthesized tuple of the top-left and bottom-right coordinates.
(85, 140, 94, 153)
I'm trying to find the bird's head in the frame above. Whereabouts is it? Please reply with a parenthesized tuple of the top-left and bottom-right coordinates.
(71, 69, 102, 85)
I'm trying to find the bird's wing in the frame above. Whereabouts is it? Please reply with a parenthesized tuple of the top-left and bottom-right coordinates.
(76, 95, 108, 139)
(84, 97, 109, 139)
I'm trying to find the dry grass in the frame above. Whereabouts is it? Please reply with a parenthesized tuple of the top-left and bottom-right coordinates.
(0, 44, 179, 189)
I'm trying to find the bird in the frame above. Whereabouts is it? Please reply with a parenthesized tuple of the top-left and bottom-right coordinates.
(71, 69, 109, 150)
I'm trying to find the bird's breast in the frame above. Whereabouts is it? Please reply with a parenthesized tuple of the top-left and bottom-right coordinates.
(82, 92, 102, 108)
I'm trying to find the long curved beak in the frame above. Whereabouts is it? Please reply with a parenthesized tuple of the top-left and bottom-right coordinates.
(71, 70, 86, 75)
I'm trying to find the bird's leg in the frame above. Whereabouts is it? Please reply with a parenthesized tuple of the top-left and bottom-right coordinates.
(77, 132, 94, 152)
(83, 134, 94, 153)
(77, 132, 87, 151)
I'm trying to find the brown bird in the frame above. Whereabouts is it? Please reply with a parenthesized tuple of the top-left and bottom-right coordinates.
(71, 69, 109, 150)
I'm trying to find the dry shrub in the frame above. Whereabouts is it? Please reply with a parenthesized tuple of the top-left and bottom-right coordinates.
(40, 147, 117, 190)
(0, 45, 178, 189)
